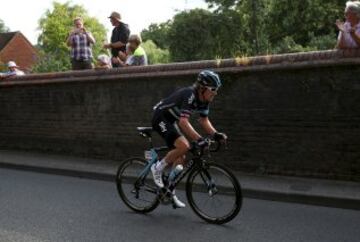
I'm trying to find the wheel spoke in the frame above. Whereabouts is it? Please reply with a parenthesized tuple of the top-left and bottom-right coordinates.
(143, 184, 158, 194)
(116, 158, 159, 213)
(187, 164, 242, 224)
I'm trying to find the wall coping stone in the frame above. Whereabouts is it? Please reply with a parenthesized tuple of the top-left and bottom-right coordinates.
(1, 49, 360, 87)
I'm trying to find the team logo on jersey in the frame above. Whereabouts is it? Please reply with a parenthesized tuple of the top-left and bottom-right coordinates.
(159, 121, 167, 133)
(188, 94, 195, 104)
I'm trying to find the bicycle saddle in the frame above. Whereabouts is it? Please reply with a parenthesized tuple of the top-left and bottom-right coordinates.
(137, 127, 153, 138)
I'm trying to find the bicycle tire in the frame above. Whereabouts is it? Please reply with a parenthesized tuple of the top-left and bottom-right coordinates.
(116, 157, 159, 213)
(186, 163, 242, 224)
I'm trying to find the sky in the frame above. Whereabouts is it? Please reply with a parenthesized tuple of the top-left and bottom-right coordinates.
(0, 0, 208, 44)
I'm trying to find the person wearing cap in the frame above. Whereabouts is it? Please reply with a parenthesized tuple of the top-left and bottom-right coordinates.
(96, 54, 112, 69)
(0, 61, 25, 79)
(336, 1, 360, 48)
(67, 17, 96, 70)
(103, 11, 130, 67)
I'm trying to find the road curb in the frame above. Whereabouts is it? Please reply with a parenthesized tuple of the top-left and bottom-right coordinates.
(243, 189, 360, 210)
(1, 161, 359, 211)
(0, 161, 115, 182)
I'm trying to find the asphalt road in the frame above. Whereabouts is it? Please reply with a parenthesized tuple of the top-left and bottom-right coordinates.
(0, 168, 359, 242)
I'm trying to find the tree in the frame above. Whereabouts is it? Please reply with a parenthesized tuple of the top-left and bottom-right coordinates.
(141, 22, 171, 50)
(0, 19, 9, 33)
(207, 0, 343, 54)
(206, 0, 270, 55)
(31, 50, 71, 73)
(265, 0, 343, 48)
(142, 40, 170, 64)
(34, 1, 107, 72)
(141, 5, 266, 61)
(168, 9, 214, 61)
(141, 0, 345, 62)
(167, 9, 247, 61)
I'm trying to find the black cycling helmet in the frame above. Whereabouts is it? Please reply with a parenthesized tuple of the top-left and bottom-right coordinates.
(197, 70, 222, 88)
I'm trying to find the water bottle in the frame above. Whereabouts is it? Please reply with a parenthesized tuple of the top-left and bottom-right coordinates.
(169, 164, 183, 183)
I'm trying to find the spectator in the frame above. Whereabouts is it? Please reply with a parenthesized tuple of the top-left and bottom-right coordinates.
(0, 61, 25, 79)
(336, 1, 360, 49)
(103, 11, 130, 67)
(124, 43, 135, 66)
(117, 35, 148, 66)
(128, 35, 148, 66)
(67, 17, 96, 70)
(116, 43, 134, 67)
(96, 54, 112, 69)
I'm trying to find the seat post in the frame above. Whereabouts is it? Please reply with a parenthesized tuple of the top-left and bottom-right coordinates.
(137, 127, 154, 149)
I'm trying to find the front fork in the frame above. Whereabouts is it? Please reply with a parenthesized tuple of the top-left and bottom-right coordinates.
(199, 166, 218, 196)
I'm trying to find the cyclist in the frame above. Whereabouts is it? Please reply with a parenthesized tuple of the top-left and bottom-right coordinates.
(151, 70, 227, 208)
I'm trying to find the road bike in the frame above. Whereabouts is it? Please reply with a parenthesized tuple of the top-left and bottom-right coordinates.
(116, 127, 242, 224)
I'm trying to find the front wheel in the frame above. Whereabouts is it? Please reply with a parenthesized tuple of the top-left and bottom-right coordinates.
(186, 163, 242, 224)
(116, 157, 159, 213)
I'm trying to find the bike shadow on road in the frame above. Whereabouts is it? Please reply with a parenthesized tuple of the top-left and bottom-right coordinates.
(117, 208, 240, 230)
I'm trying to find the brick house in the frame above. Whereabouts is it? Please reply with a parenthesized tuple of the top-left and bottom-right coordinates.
(0, 31, 38, 72)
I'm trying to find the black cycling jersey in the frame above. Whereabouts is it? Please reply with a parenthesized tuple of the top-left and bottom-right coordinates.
(153, 86, 210, 123)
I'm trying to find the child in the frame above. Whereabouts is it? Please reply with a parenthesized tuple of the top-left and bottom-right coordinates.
(96, 54, 112, 69)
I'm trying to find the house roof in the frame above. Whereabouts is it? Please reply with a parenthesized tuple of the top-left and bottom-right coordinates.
(0, 31, 19, 51)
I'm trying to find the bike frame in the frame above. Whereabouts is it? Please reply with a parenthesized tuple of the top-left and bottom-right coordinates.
(136, 146, 210, 194)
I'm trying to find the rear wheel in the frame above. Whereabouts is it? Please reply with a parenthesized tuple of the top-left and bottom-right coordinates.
(116, 157, 159, 213)
(186, 163, 242, 224)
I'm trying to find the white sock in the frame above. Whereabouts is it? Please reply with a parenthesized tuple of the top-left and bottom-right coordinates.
(155, 159, 167, 171)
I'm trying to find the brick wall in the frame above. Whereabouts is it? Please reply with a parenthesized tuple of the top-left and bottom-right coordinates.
(0, 50, 359, 181)
(0, 33, 38, 71)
